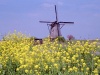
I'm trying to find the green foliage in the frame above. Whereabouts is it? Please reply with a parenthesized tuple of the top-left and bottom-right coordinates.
(2, 31, 28, 41)
(56, 36, 65, 42)
(0, 32, 100, 75)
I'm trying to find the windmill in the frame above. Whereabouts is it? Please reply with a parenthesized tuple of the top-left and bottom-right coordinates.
(40, 5, 74, 39)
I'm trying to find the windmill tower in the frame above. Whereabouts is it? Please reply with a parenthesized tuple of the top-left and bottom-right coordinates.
(40, 5, 74, 39)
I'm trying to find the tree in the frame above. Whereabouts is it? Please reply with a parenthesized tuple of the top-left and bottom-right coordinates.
(67, 35, 75, 40)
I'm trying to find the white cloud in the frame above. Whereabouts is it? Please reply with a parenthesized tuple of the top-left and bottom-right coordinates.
(57, 1, 63, 6)
(0, 0, 11, 5)
(26, 12, 40, 18)
(94, 13, 100, 17)
(42, 0, 64, 8)
(0, 0, 7, 5)
(81, 4, 100, 10)
(42, 3, 54, 8)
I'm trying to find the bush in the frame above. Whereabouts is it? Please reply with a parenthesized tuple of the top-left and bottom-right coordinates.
(67, 35, 75, 40)
(56, 36, 66, 42)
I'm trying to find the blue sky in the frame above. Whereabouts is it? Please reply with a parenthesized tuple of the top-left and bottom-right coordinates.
(0, 0, 100, 40)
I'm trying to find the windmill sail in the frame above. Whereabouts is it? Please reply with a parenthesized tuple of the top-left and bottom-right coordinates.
(55, 5, 58, 22)
(39, 5, 74, 39)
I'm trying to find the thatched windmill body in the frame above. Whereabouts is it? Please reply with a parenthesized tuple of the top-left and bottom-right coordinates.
(40, 5, 74, 39)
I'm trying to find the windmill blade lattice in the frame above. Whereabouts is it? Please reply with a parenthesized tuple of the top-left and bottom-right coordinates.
(39, 21, 53, 23)
(58, 22, 74, 24)
(55, 5, 58, 22)
(39, 5, 74, 39)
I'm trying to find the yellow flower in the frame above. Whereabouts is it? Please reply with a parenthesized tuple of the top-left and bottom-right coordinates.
(0, 71, 1, 73)
(62, 56, 66, 61)
(86, 72, 88, 74)
(51, 59, 55, 62)
(35, 65, 39, 69)
(72, 56, 76, 61)
(68, 68, 73, 72)
(66, 59, 71, 63)
(95, 63, 98, 66)
(73, 66, 78, 72)
(76, 48, 80, 52)
(81, 68, 83, 71)
(25, 69, 28, 73)
(93, 68, 98, 74)
(86, 67, 89, 71)
(54, 63, 58, 68)
(16, 68, 19, 71)
(94, 74, 98, 75)
(83, 63, 86, 67)
(45, 65, 48, 70)
(97, 59, 100, 63)
(62, 67, 66, 71)
(81, 59, 84, 62)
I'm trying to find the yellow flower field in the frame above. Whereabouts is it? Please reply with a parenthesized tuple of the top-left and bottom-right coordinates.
(0, 32, 100, 75)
